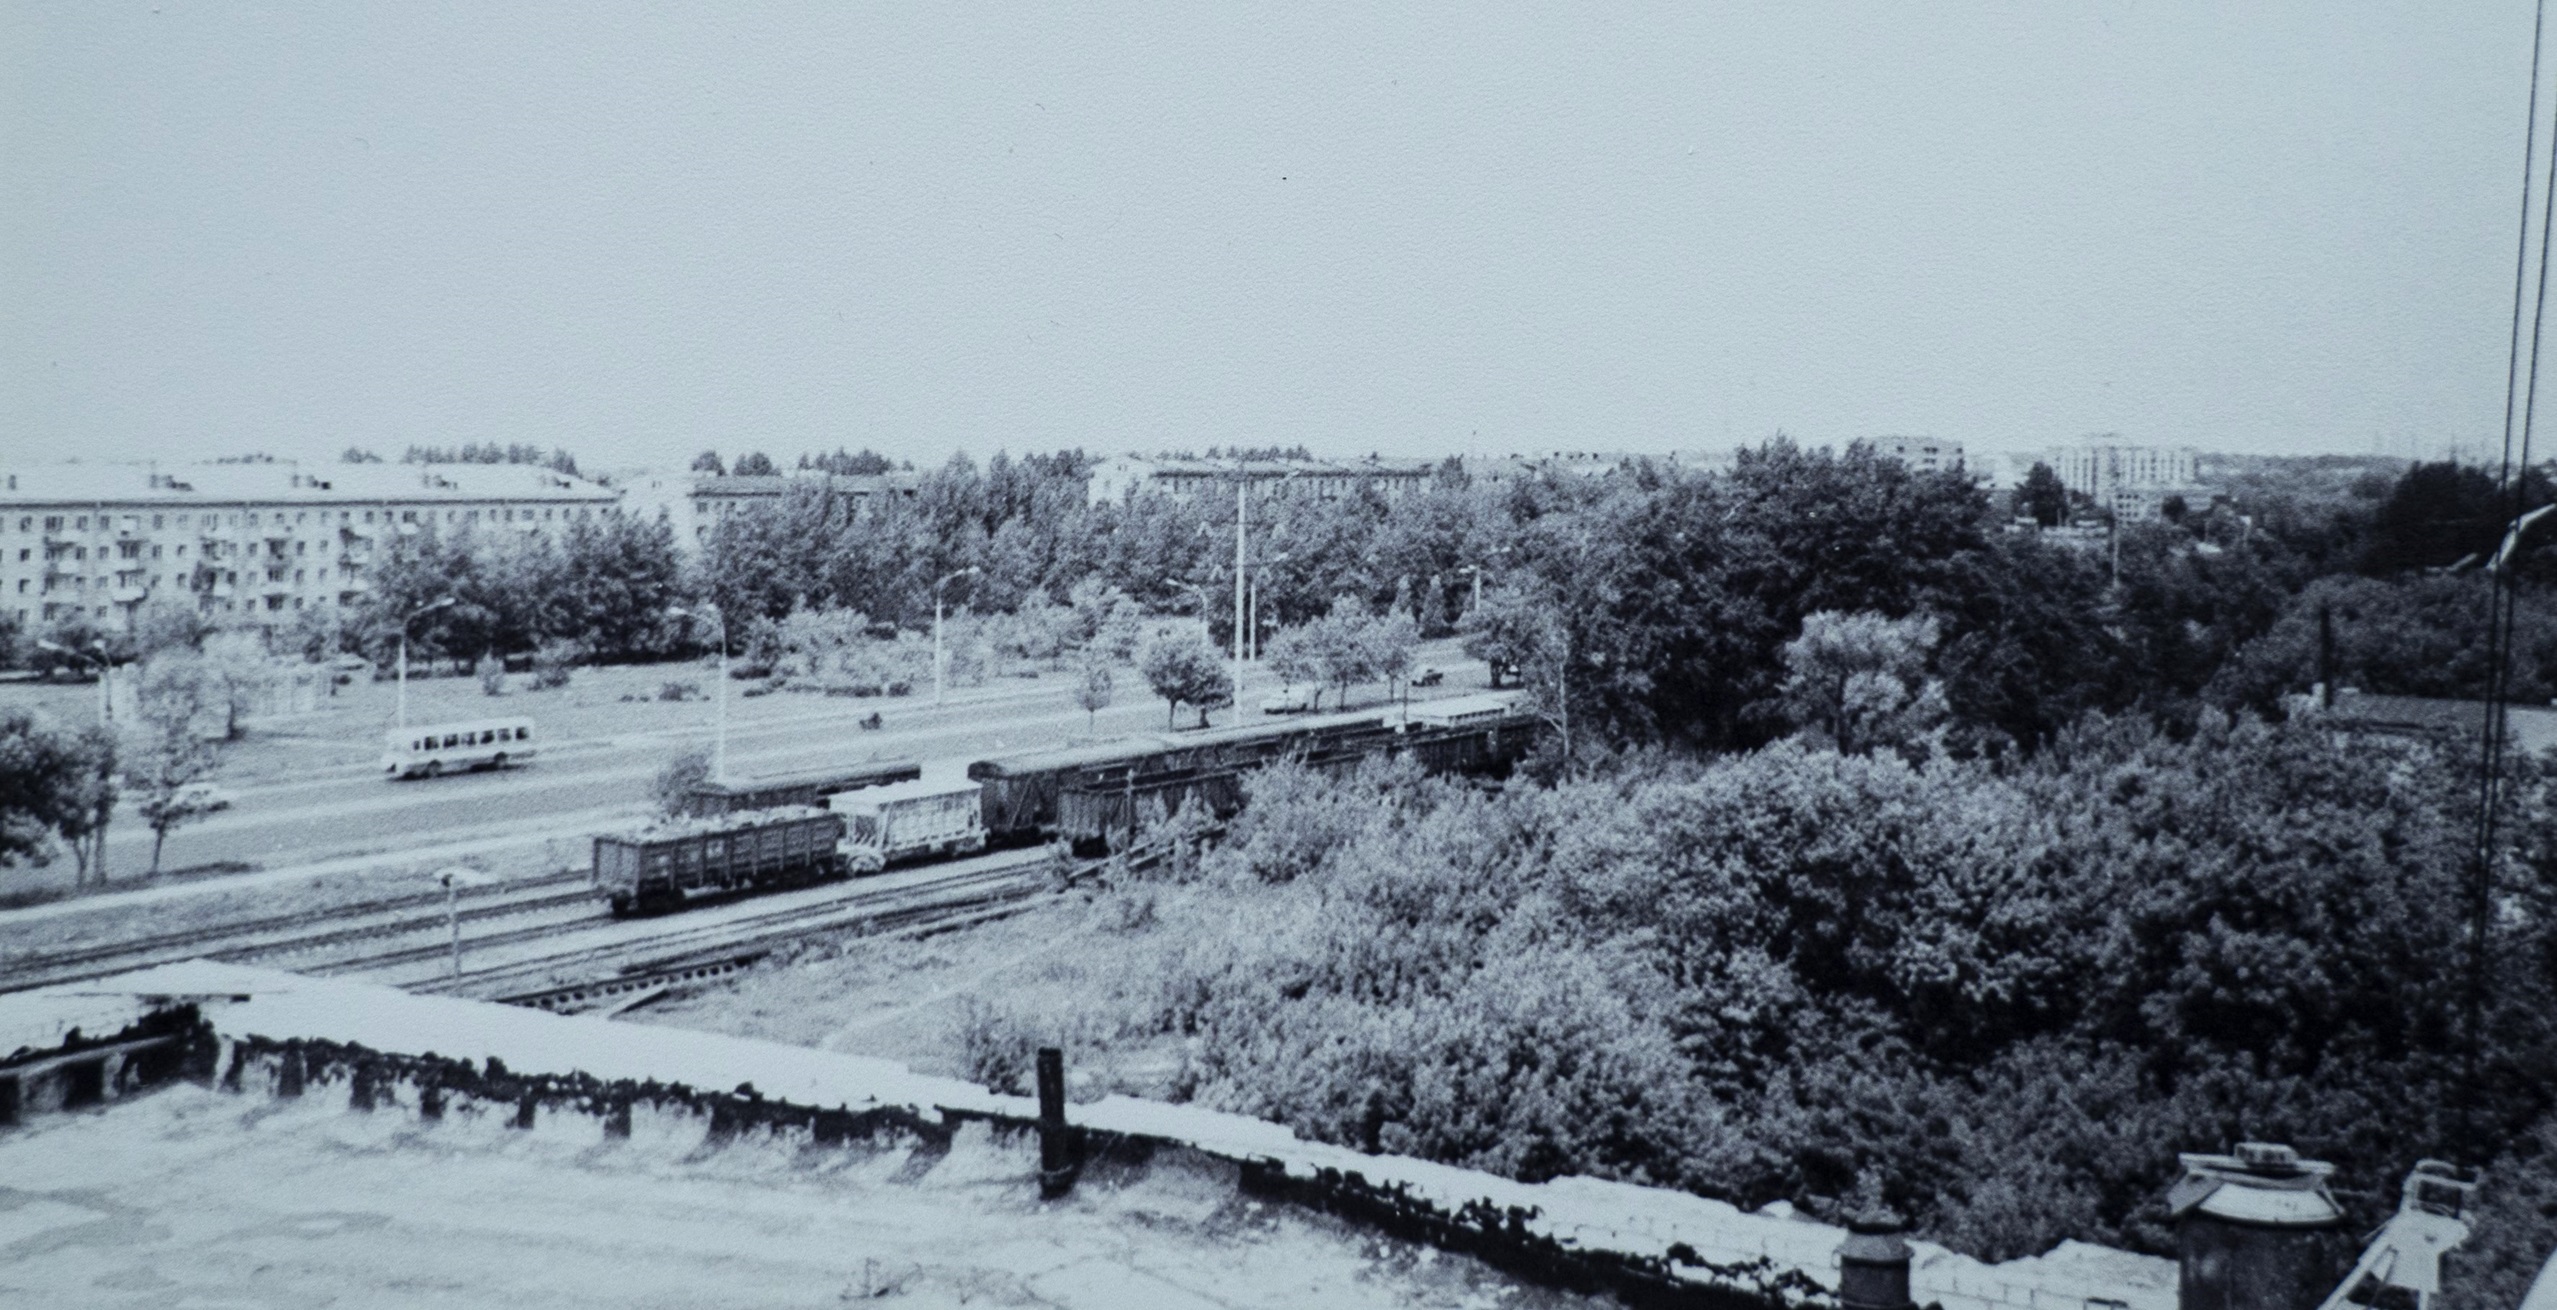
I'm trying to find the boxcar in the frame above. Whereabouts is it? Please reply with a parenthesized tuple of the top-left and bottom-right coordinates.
(687, 757, 922, 814)
(592, 807, 846, 916)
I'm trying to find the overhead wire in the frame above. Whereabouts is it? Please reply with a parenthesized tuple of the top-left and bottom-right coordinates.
(2465, 0, 2555, 1164)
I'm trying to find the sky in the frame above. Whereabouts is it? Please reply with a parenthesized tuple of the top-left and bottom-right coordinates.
(2, 3, 2548, 471)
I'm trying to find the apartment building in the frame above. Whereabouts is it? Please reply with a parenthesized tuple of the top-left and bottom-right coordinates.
(1869, 436, 1965, 475)
(0, 461, 619, 631)
(1084, 455, 1436, 507)
(612, 470, 922, 553)
(2046, 440, 2202, 521)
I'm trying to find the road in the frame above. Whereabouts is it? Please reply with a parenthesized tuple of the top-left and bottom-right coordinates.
(84, 642, 1490, 882)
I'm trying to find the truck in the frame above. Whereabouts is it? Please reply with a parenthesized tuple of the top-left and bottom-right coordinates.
(827, 778, 987, 868)
(592, 807, 847, 916)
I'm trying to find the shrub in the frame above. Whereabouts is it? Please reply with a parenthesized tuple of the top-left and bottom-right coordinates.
(657, 680, 702, 702)
(531, 640, 581, 690)
(475, 653, 506, 696)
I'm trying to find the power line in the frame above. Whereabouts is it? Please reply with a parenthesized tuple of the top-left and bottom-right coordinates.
(2464, 0, 2554, 1164)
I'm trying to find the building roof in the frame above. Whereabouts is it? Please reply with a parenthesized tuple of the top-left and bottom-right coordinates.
(0, 461, 616, 507)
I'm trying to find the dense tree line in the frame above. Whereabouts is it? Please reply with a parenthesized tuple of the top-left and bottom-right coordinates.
(363, 513, 684, 666)
(994, 714, 2552, 1297)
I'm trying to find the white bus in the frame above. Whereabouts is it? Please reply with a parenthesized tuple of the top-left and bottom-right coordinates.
(383, 717, 537, 779)
(827, 778, 986, 869)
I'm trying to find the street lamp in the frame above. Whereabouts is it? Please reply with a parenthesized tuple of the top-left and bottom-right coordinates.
(932, 567, 981, 708)
(395, 596, 458, 731)
(37, 639, 111, 724)
(668, 604, 729, 783)
(433, 865, 496, 982)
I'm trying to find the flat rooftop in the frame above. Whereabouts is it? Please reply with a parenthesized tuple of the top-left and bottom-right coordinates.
(0, 1083, 1578, 1310)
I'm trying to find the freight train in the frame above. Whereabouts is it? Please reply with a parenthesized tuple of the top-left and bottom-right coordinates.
(593, 692, 1535, 914)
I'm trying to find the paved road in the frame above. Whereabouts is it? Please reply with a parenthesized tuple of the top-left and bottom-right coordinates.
(90, 643, 1491, 879)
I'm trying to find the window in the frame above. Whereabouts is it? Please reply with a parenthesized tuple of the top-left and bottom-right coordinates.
(13, 549, 22, 562)
(14, 518, 24, 531)
(518, 725, 532, 740)
(248, 513, 259, 527)
(75, 516, 87, 530)
(152, 515, 164, 529)
(43, 517, 60, 531)
(176, 545, 187, 558)
(74, 547, 85, 561)
(296, 511, 307, 523)
(296, 541, 306, 555)
(151, 546, 162, 559)
(443, 734, 459, 749)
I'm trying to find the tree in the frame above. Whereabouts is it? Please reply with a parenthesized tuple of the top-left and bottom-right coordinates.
(1140, 631, 1228, 728)
(199, 631, 274, 740)
(56, 724, 116, 887)
(1074, 655, 1115, 735)
(731, 451, 779, 477)
(2015, 462, 2069, 527)
(653, 747, 713, 819)
(129, 601, 213, 660)
(476, 652, 507, 695)
(1776, 611, 1949, 756)
(129, 713, 220, 875)
(690, 450, 726, 475)
(0, 710, 84, 871)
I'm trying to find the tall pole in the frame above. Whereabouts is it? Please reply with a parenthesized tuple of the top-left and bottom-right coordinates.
(1233, 474, 1247, 713)
(931, 568, 979, 709)
(447, 876, 462, 981)
(712, 609, 728, 783)
(397, 630, 409, 731)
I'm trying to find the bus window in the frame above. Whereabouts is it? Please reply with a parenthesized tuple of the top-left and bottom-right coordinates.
(443, 734, 458, 748)
(496, 727, 510, 741)
(518, 725, 532, 740)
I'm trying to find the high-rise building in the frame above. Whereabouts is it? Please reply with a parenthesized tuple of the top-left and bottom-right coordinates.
(2045, 439, 2201, 520)
(0, 461, 618, 631)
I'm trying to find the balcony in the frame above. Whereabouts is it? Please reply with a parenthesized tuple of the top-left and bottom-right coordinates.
(111, 586, 146, 604)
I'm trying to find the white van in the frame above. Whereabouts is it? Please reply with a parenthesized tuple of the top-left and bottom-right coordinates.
(383, 718, 537, 779)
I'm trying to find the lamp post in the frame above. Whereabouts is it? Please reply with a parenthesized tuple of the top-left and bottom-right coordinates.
(37, 639, 111, 724)
(667, 604, 729, 783)
(395, 596, 458, 732)
(932, 567, 981, 708)
(434, 865, 495, 983)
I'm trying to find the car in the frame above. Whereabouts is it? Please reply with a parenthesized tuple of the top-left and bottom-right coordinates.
(327, 653, 372, 671)
(172, 782, 235, 813)
(1409, 667, 1445, 687)
(1260, 685, 1314, 714)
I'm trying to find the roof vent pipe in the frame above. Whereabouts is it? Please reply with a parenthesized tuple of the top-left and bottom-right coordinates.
(2170, 1142, 2344, 1310)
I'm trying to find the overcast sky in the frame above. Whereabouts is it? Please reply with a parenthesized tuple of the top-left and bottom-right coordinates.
(3, 3, 2546, 471)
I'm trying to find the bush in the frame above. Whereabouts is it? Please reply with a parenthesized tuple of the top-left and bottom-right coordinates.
(651, 746, 713, 819)
(531, 640, 581, 690)
(475, 653, 506, 696)
(657, 680, 702, 702)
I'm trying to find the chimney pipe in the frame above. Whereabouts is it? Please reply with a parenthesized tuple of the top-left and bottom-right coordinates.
(1836, 1210, 1914, 1310)
(2170, 1142, 2343, 1310)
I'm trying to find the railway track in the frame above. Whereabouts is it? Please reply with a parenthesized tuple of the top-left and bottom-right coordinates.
(0, 872, 595, 994)
(386, 858, 1059, 1001)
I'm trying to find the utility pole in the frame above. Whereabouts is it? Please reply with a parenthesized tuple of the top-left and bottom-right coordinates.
(1233, 472, 1248, 715)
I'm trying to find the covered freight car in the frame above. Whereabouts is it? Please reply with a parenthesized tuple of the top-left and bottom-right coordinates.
(968, 705, 1401, 843)
(593, 807, 847, 916)
(829, 777, 987, 866)
(687, 758, 922, 814)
